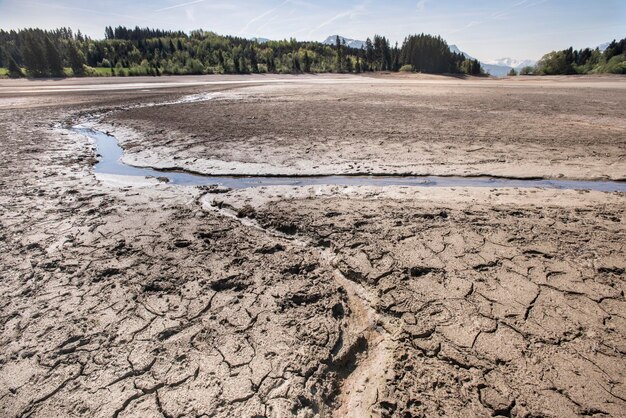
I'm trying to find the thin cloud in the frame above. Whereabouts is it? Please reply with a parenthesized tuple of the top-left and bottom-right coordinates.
(308, 2, 367, 37)
(416, 0, 429, 11)
(452, 0, 545, 34)
(450, 20, 480, 34)
(23, 0, 151, 23)
(491, 0, 528, 19)
(154, 0, 207, 13)
(522, 0, 550, 9)
(239, 0, 292, 35)
(185, 7, 195, 22)
(255, 7, 297, 35)
(312, 11, 352, 32)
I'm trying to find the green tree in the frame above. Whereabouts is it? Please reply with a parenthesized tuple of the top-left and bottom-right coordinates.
(471, 59, 481, 75)
(217, 49, 225, 71)
(68, 41, 85, 75)
(508, 68, 517, 76)
(292, 53, 300, 73)
(400, 34, 462, 74)
(250, 46, 259, 73)
(44, 37, 64, 77)
(266, 54, 275, 73)
(303, 50, 311, 72)
(335, 36, 343, 72)
(345, 56, 353, 73)
(6, 52, 23, 78)
(392, 42, 400, 71)
(520, 66, 534, 75)
(22, 34, 48, 77)
(537, 51, 568, 75)
(365, 38, 373, 70)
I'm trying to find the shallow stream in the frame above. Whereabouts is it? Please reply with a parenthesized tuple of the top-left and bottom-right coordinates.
(74, 126, 626, 192)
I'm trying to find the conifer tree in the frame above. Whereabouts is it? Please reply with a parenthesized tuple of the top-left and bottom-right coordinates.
(105, 26, 114, 40)
(303, 50, 311, 72)
(68, 41, 85, 75)
(269, 56, 276, 72)
(335, 35, 343, 72)
(44, 37, 64, 77)
(233, 55, 240, 73)
(217, 50, 225, 70)
(365, 38, 373, 70)
(6, 51, 23, 78)
(471, 59, 481, 75)
(23, 34, 47, 77)
(292, 53, 300, 72)
(250, 46, 259, 73)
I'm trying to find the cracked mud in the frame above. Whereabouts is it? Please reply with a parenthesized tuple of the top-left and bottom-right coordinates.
(0, 74, 625, 417)
(227, 191, 626, 417)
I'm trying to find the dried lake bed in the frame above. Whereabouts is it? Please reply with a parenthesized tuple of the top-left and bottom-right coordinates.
(1, 74, 625, 417)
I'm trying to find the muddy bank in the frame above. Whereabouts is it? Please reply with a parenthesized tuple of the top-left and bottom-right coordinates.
(103, 75, 626, 180)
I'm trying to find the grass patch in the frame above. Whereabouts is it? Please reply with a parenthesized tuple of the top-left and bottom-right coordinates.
(92, 67, 115, 76)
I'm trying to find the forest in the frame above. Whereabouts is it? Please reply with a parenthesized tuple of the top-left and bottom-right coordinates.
(534, 38, 626, 75)
(0, 26, 482, 77)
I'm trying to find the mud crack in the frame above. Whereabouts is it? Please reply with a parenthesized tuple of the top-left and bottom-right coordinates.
(208, 197, 394, 417)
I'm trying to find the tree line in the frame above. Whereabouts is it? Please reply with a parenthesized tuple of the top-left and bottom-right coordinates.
(532, 38, 626, 75)
(0, 26, 483, 78)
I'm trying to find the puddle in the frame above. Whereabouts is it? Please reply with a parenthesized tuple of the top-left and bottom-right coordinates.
(74, 126, 626, 192)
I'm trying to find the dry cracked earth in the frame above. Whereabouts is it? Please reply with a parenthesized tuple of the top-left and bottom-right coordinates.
(0, 74, 625, 418)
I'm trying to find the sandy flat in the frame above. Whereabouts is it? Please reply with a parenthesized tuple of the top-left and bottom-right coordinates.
(101, 74, 626, 180)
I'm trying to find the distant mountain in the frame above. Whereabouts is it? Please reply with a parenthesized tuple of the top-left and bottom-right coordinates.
(323, 35, 366, 49)
(449, 45, 535, 77)
(598, 42, 610, 51)
(250, 37, 270, 43)
(487, 58, 537, 69)
(449, 44, 474, 60)
(482, 64, 511, 77)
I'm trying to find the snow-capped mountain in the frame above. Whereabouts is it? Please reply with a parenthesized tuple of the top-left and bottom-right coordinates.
(449, 45, 535, 77)
(250, 37, 270, 44)
(598, 42, 610, 51)
(449, 44, 474, 60)
(323, 35, 366, 49)
(481, 63, 514, 77)
(486, 58, 537, 69)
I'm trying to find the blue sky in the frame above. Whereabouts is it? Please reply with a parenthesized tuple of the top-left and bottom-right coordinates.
(1, 0, 625, 61)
